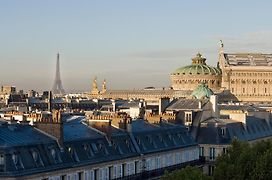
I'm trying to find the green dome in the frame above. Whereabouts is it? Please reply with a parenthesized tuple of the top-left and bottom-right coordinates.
(173, 53, 221, 75)
(191, 83, 214, 99)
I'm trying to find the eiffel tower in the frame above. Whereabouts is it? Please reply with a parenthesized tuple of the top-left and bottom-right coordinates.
(52, 53, 65, 94)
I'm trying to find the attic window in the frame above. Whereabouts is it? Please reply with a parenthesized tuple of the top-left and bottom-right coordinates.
(67, 147, 79, 162)
(185, 111, 192, 123)
(31, 149, 44, 167)
(50, 148, 61, 163)
(32, 151, 38, 162)
(83, 144, 94, 157)
(147, 136, 152, 143)
(221, 127, 226, 136)
(158, 135, 163, 142)
(12, 153, 24, 170)
(0, 154, 4, 165)
(91, 143, 98, 153)
(168, 134, 172, 140)
(136, 138, 141, 145)
(125, 139, 130, 147)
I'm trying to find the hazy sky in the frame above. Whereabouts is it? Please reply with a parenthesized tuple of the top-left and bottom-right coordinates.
(1, 0, 272, 92)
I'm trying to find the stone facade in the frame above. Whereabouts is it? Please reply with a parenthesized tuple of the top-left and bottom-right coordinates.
(89, 45, 272, 102)
(170, 53, 222, 91)
(219, 45, 272, 101)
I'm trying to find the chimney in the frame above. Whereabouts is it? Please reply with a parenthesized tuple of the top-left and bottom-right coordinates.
(89, 120, 112, 142)
(20, 114, 29, 125)
(35, 110, 64, 147)
(48, 91, 52, 112)
(210, 95, 219, 118)
(126, 117, 132, 133)
(159, 97, 170, 114)
(118, 117, 128, 130)
(198, 101, 202, 109)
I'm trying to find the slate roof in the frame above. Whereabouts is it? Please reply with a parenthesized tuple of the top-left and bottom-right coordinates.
(218, 104, 264, 112)
(224, 53, 272, 66)
(197, 117, 272, 145)
(0, 116, 197, 178)
(166, 99, 208, 111)
(130, 119, 197, 154)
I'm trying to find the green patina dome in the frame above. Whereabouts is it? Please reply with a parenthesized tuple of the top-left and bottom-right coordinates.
(173, 53, 221, 75)
(191, 83, 214, 99)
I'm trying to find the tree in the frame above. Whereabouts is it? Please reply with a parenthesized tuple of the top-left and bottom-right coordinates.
(213, 140, 272, 180)
(161, 166, 211, 180)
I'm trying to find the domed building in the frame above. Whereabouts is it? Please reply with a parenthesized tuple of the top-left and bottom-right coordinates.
(191, 83, 214, 99)
(171, 53, 222, 91)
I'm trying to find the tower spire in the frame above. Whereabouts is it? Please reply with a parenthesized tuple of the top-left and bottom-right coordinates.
(52, 53, 65, 95)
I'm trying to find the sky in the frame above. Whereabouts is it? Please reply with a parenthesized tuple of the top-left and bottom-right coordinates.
(1, 0, 272, 93)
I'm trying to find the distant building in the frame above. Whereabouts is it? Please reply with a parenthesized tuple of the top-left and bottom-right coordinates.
(219, 49, 272, 101)
(171, 53, 222, 91)
(1, 86, 16, 95)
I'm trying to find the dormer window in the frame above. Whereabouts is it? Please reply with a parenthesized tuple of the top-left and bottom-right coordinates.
(12, 153, 24, 170)
(83, 144, 94, 157)
(91, 143, 98, 153)
(147, 136, 152, 144)
(50, 148, 62, 163)
(66, 146, 79, 162)
(51, 148, 56, 159)
(125, 139, 129, 146)
(0, 154, 4, 165)
(32, 151, 38, 162)
(136, 138, 141, 145)
(31, 149, 44, 167)
(158, 135, 163, 142)
(168, 134, 172, 140)
(12, 154, 18, 165)
(221, 127, 226, 136)
(185, 111, 192, 124)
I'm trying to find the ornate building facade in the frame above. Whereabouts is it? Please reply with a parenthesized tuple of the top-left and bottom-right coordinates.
(219, 44, 272, 101)
(170, 53, 222, 91)
(89, 44, 272, 102)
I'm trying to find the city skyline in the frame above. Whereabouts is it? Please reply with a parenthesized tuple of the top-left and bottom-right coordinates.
(1, 0, 272, 92)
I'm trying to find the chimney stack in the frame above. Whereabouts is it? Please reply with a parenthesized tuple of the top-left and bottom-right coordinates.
(35, 110, 64, 147)
(48, 91, 52, 112)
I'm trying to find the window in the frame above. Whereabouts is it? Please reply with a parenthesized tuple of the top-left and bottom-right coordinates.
(12, 153, 24, 170)
(265, 88, 267, 94)
(231, 88, 234, 93)
(91, 143, 98, 153)
(61, 175, 66, 180)
(0, 154, 4, 165)
(209, 147, 216, 160)
(185, 111, 192, 123)
(78, 171, 83, 180)
(221, 127, 226, 136)
(66, 146, 79, 162)
(253, 88, 256, 93)
(199, 147, 204, 157)
(208, 165, 215, 176)
(242, 88, 245, 94)
(50, 148, 62, 163)
(83, 144, 94, 157)
(223, 147, 227, 154)
(31, 149, 44, 167)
